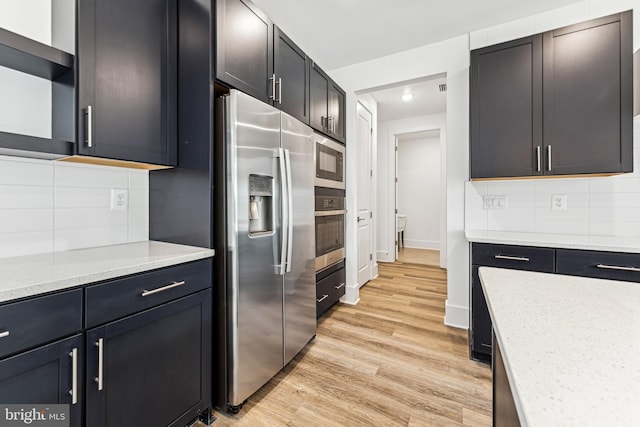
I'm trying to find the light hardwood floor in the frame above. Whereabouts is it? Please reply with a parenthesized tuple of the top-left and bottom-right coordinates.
(205, 262, 491, 426)
(397, 248, 441, 267)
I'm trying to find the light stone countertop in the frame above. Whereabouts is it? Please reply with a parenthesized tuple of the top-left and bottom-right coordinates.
(0, 241, 215, 304)
(466, 229, 640, 253)
(479, 266, 640, 426)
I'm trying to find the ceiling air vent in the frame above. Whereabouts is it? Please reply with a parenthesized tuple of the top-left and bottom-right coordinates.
(438, 83, 447, 92)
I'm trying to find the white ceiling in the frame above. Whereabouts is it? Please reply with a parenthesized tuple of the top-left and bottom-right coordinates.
(370, 75, 447, 122)
(252, 0, 584, 71)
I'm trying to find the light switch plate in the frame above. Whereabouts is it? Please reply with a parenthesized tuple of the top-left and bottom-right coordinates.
(110, 189, 128, 211)
(483, 195, 507, 210)
(551, 194, 567, 211)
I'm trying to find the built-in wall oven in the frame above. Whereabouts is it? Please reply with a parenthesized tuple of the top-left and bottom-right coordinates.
(314, 133, 345, 190)
(315, 193, 345, 272)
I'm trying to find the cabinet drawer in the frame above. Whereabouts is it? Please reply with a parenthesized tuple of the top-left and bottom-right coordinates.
(472, 243, 555, 272)
(316, 267, 345, 318)
(85, 259, 212, 328)
(557, 249, 640, 283)
(0, 289, 82, 359)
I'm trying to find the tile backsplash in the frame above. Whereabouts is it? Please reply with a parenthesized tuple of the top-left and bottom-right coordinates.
(0, 155, 148, 259)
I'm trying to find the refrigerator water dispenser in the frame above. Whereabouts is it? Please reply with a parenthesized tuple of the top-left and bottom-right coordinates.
(248, 174, 274, 236)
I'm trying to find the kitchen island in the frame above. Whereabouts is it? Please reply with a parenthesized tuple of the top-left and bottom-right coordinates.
(479, 267, 640, 426)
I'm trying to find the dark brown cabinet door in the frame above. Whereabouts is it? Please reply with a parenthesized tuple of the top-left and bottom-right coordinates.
(470, 36, 542, 178)
(274, 26, 309, 124)
(328, 81, 345, 143)
(543, 12, 633, 175)
(77, 0, 177, 166)
(85, 290, 211, 427)
(0, 335, 83, 427)
(216, 0, 273, 103)
(309, 61, 329, 133)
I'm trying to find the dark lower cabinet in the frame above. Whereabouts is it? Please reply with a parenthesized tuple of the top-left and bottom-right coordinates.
(471, 266, 492, 359)
(493, 333, 521, 426)
(86, 289, 211, 427)
(77, 0, 177, 166)
(316, 262, 346, 318)
(0, 334, 83, 427)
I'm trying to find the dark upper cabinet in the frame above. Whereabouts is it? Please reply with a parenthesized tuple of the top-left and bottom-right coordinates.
(470, 11, 632, 179)
(310, 61, 345, 143)
(77, 0, 177, 166)
(273, 26, 309, 124)
(470, 36, 542, 178)
(542, 12, 633, 175)
(216, 0, 274, 103)
(0, 335, 83, 427)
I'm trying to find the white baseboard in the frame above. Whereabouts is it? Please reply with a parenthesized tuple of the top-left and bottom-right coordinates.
(372, 263, 379, 279)
(403, 239, 440, 250)
(376, 250, 394, 263)
(444, 301, 468, 329)
(342, 285, 360, 305)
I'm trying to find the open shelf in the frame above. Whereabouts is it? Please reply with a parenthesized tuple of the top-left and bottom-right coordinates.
(0, 27, 73, 80)
(0, 130, 74, 159)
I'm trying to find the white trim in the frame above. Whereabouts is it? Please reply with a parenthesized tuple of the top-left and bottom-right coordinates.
(444, 300, 469, 329)
(341, 284, 360, 305)
(376, 250, 393, 263)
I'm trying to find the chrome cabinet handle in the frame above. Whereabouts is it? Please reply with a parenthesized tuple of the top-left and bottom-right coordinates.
(269, 74, 276, 100)
(494, 255, 530, 262)
(316, 295, 329, 303)
(481, 343, 492, 348)
(0, 330, 9, 339)
(141, 281, 185, 297)
(95, 338, 104, 391)
(277, 77, 282, 104)
(596, 264, 640, 272)
(536, 146, 541, 172)
(86, 105, 93, 148)
(547, 145, 552, 171)
(69, 348, 78, 404)
(334, 283, 345, 290)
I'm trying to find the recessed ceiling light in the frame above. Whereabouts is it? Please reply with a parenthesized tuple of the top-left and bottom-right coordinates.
(402, 93, 413, 101)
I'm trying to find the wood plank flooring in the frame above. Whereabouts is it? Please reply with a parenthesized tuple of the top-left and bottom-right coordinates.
(207, 262, 491, 426)
(397, 248, 441, 267)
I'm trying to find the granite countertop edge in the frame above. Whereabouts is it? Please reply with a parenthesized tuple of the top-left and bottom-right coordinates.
(0, 241, 215, 304)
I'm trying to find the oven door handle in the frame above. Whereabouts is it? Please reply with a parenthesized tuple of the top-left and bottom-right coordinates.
(278, 148, 288, 276)
(284, 148, 294, 273)
(315, 210, 346, 217)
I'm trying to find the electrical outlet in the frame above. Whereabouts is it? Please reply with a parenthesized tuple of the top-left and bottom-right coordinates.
(551, 194, 567, 211)
(483, 195, 507, 210)
(110, 189, 128, 211)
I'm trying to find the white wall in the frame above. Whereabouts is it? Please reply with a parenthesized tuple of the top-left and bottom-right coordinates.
(397, 134, 440, 250)
(376, 114, 447, 266)
(331, 0, 638, 328)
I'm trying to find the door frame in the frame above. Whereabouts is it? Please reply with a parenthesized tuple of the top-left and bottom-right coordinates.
(356, 100, 375, 286)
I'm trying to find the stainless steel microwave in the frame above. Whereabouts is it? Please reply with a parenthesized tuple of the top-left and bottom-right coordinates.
(314, 133, 345, 190)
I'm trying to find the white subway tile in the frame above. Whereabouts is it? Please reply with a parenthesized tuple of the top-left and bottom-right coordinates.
(55, 187, 110, 209)
(0, 157, 53, 186)
(0, 185, 53, 209)
(488, 208, 534, 232)
(128, 223, 149, 243)
(534, 193, 589, 208)
(534, 178, 589, 195)
(590, 221, 640, 237)
(129, 189, 148, 210)
(487, 180, 534, 196)
(535, 220, 589, 235)
(590, 193, 640, 208)
(129, 170, 149, 190)
(465, 182, 486, 207)
(533, 2, 589, 33)
(589, 177, 640, 193)
(55, 207, 127, 230)
(465, 208, 487, 231)
(128, 207, 148, 226)
(54, 162, 128, 188)
(0, 231, 54, 258)
(55, 226, 128, 251)
(534, 206, 589, 222)
(590, 207, 640, 222)
(0, 209, 53, 233)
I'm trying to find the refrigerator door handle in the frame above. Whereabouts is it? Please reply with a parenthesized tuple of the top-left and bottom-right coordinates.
(284, 148, 294, 273)
(278, 148, 289, 275)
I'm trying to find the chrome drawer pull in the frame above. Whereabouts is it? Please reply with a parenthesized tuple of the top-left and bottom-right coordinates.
(316, 294, 329, 303)
(95, 338, 104, 391)
(596, 264, 640, 273)
(494, 255, 530, 262)
(334, 283, 345, 290)
(69, 348, 78, 404)
(481, 343, 492, 348)
(0, 331, 9, 339)
(141, 281, 186, 297)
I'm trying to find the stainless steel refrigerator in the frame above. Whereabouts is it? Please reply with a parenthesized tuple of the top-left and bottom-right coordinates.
(217, 89, 316, 413)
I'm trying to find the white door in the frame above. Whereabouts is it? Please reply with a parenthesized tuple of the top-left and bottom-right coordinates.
(357, 102, 373, 287)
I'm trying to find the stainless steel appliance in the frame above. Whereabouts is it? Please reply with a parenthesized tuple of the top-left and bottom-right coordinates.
(218, 90, 316, 413)
(315, 194, 345, 271)
(314, 133, 345, 189)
